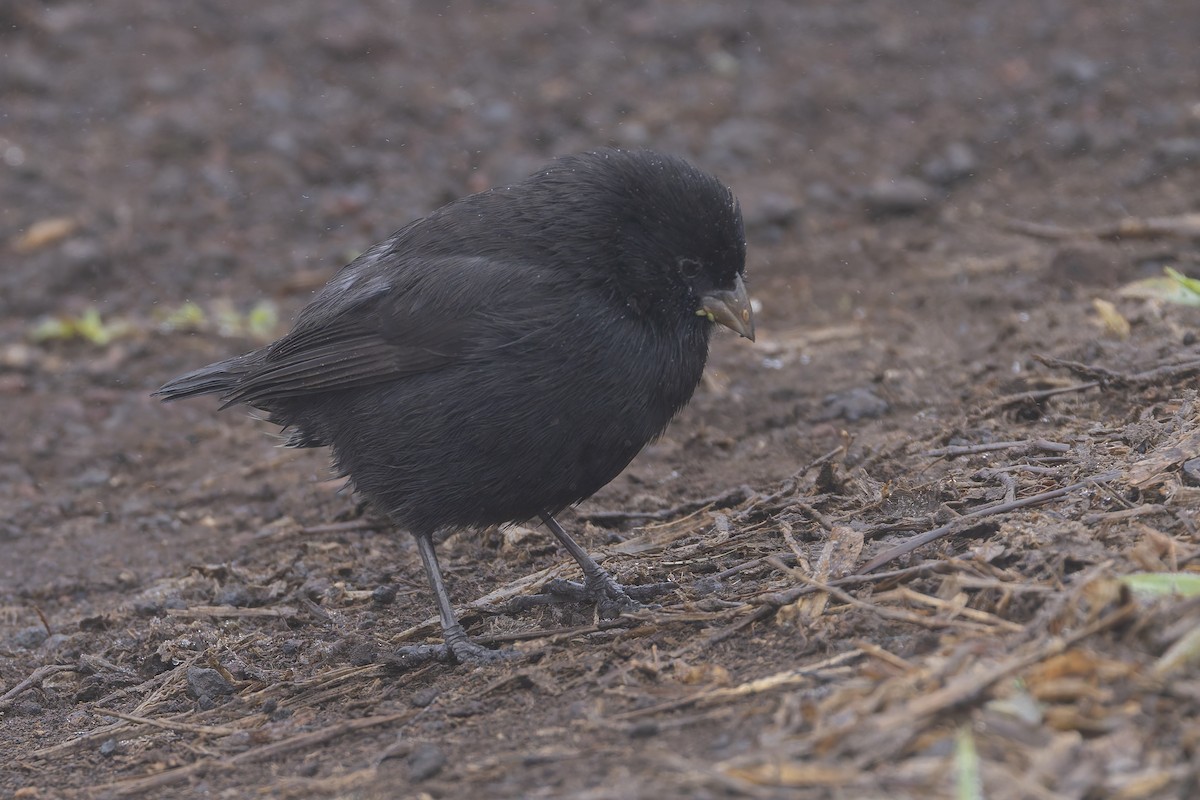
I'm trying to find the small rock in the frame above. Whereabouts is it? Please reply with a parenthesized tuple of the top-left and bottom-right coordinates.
(691, 576, 724, 596)
(805, 181, 842, 209)
(479, 100, 514, 127)
(0, 343, 36, 369)
(75, 676, 109, 703)
(133, 598, 163, 617)
(186, 666, 235, 703)
(863, 177, 938, 217)
(99, 738, 119, 758)
(407, 743, 446, 782)
(39, 633, 71, 653)
(13, 626, 48, 649)
(819, 387, 890, 421)
(1051, 53, 1102, 85)
(629, 720, 660, 738)
(13, 699, 43, 716)
(347, 641, 378, 666)
(371, 584, 398, 605)
(1152, 138, 1200, 171)
(1045, 120, 1093, 157)
(1182, 458, 1200, 487)
(215, 585, 251, 607)
(70, 467, 111, 489)
(706, 118, 775, 163)
(61, 237, 106, 271)
(921, 141, 977, 186)
(299, 577, 331, 601)
(614, 120, 650, 147)
(741, 191, 801, 230)
(445, 701, 485, 718)
(1047, 246, 1120, 288)
(410, 687, 440, 708)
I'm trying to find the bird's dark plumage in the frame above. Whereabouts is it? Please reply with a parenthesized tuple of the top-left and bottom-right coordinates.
(156, 149, 753, 663)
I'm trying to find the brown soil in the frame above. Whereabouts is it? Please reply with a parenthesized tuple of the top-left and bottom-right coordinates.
(3, 2, 1200, 798)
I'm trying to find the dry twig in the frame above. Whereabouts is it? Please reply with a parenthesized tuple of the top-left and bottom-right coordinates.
(1035, 354, 1200, 388)
(0, 664, 77, 710)
(855, 471, 1121, 574)
(1000, 213, 1200, 241)
(924, 439, 1071, 458)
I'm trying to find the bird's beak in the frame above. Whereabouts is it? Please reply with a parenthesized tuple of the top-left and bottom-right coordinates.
(699, 274, 756, 341)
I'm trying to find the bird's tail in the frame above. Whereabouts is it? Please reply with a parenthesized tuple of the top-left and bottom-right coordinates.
(152, 354, 256, 404)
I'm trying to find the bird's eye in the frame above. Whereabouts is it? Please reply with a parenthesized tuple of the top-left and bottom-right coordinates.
(678, 258, 702, 279)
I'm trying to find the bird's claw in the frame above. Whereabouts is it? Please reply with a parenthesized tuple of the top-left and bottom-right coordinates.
(507, 576, 676, 619)
(388, 639, 520, 669)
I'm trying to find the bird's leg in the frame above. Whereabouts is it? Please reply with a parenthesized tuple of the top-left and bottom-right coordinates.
(523, 513, 674, 616)
(392, 532, 516, 666)
(539, 512, 634, 605)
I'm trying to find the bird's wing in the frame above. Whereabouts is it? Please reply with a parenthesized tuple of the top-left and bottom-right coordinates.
(220, 253, 516, 408)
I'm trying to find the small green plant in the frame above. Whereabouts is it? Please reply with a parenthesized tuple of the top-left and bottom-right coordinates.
(29, 308, 131, 345)
(1120, 572, 1200, 597)
(1118, 266, 1200, 306)
(29, 299, 280, 347)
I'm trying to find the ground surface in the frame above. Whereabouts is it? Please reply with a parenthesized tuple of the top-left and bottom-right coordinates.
(3, 2, 1200, 798)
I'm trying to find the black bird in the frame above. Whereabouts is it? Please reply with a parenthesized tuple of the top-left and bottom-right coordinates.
(155, 149, 754, 663)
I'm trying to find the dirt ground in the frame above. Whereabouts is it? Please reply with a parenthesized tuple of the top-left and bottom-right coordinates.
(3, 1, 1200, 798)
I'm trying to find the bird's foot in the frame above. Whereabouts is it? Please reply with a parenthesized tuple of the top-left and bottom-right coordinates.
(447, 637, 521, 665)
(509, 574, 676, 619)
(388, 631, 520, 670)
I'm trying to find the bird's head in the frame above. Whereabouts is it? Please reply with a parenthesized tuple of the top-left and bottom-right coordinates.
(534, 149, 755, 342)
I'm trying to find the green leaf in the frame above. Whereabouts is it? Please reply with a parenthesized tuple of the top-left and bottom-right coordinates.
(1118, 268, 1200, 306)
(1120, 572, 1200, 597)
(1165, 266, 1200, 298)
(28, 308, 130, 345)
(955, 727, 983, 800)
(158, 301, 208, 331)
(245, 301, 279, 341)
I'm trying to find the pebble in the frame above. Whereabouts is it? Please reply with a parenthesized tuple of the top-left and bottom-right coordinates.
(13, 626, 48, 649)
(407, 743, 446, 782)
(863, 177, 938, 217)
(1045, 120, 1093, 157)
(13, 699, 43, 716)
(1051, 53, 1102, 85)
(347, 641, 378, 666)
(1152, 138, 1200, 170)
(215, 585, 252, 607)
(819, 387, 890, 421)
(0, 343, 37, 369)
(186, 666, 235, 703)
(40, 633, 71, 652)
(371, 584, 398, 605)
(741, 191, 801, 232)
(921, 141, 977, 186)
